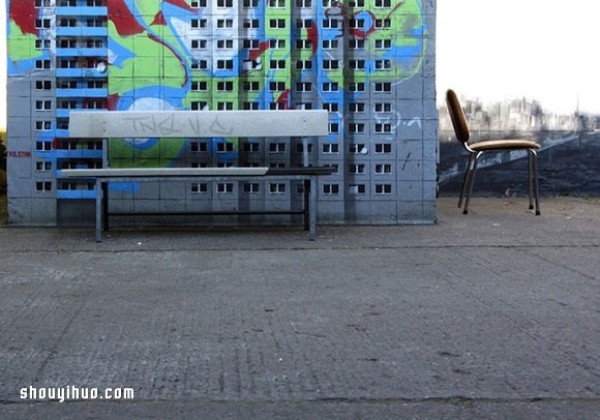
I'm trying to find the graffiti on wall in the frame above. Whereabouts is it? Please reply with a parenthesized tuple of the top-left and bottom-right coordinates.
(6, 0, 431, 212)
(5, 0, 439, 226)
(103, 0, 427, 166)
(7, 1, 427, 147)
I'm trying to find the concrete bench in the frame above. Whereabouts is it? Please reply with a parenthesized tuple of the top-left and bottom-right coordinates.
(61, 110, 333, 241)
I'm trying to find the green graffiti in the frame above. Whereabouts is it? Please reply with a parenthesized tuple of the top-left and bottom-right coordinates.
(7, 22, 43, 62)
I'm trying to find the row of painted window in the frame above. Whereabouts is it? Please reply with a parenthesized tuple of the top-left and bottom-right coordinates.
(37, 38, 391, 51)
(201, 78, 396, 93)
(36, 82, 393, 100)
(35, 16, 393, 31)
(36, 0, 393, 8)
(35, 0, 104, 7)
(34, 60, 395, 76)
(34, 100, 390, 115)
(190, 182, 393, 195)
(37, 37, 391, 56)
(188, 142, 394, 154)
(34, 100, 384, 112)
(186, 99, 394, 115)
(33, 58, 396, 74)
(34, 80, 106, 90)
(242, 38, 392, 51)
(34, 79, 393, 96)
(214, 0, 393, 8)
(35, 139, 394, 156)
(34, 159, 393, 179)
(35, 18, 106, 29)
(35, 99, 392, 115)
(36, 157, 392, 174)
(197, 58, 394, 73)
(38, 57, 394, 73)
(36, 39, 105, 49)
(38, 181, 393, 195)
(186, 0, 392, 9)
(189, 38, 393, 52)
(189, 17, 392, 30)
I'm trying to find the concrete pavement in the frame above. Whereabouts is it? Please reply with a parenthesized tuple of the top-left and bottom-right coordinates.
(1, 196, 599, 419)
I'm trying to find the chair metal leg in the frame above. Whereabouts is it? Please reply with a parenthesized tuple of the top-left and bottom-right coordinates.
(531, 149, 541, 215)
(527, 150, 534, 210)
(459, 154, 475, 209)
(463, 152, 482, 215)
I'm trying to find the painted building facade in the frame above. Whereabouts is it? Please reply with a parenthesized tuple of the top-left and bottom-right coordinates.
(6, 0, 437, 226)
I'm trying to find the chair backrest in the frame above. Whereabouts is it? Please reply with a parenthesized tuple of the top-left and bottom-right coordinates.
(446, 89, 470, 144)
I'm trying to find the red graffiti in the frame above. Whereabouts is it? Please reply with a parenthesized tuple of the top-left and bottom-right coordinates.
(9, 0, 38, 37)
(7, 151, 32, 158)
(327, 1, 405, 40)
(151, 11, 167, 27)
(147, 32, 188, 88)
(277, 89, 291, 109)
(107, 94, 121, 111)
(249, 41, 270, 61)
(107, 0, 146, 36)
(306, 21, 319, 54)
(387, 2, 406, 19)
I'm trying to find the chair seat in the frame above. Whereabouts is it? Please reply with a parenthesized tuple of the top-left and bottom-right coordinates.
(469, 139, 540, 152)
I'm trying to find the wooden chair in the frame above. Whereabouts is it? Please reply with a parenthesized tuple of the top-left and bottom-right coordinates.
(445, 89, 541, 215)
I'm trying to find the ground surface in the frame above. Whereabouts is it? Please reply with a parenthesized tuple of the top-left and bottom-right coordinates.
(1, 197, 599, 419)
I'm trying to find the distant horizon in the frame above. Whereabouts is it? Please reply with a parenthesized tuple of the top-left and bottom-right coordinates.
(439, 92, 593, 117)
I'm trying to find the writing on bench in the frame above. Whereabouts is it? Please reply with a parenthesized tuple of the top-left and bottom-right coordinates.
(121, 114, 234, 137)
(62, 110, 333, 242)
(69, 110, 329, 139)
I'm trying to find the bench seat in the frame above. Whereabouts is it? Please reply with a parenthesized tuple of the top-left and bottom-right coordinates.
(60, 166, 335, 178)
(61, 167, 270, 178)
(61, 166, 335, 242)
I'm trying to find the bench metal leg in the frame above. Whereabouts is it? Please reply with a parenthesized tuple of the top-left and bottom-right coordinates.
(303, 180, 310, 231)
(102, 181, 110, 232)
(308, 176, 317, 241)
(95, 179, 104, 242)
(91, 176, 319, 241)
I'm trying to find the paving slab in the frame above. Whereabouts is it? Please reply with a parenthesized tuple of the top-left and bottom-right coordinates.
(0, 197, 599, 419)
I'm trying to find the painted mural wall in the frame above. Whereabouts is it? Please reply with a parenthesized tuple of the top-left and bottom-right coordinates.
(6, 0, 437, 226)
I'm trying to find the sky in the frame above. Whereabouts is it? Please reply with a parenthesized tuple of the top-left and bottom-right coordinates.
(1, 0, 600, 130)
(436, 0, 600, 115)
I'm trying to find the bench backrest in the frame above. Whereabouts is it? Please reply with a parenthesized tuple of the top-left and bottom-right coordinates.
(68, 110, 329, 138)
